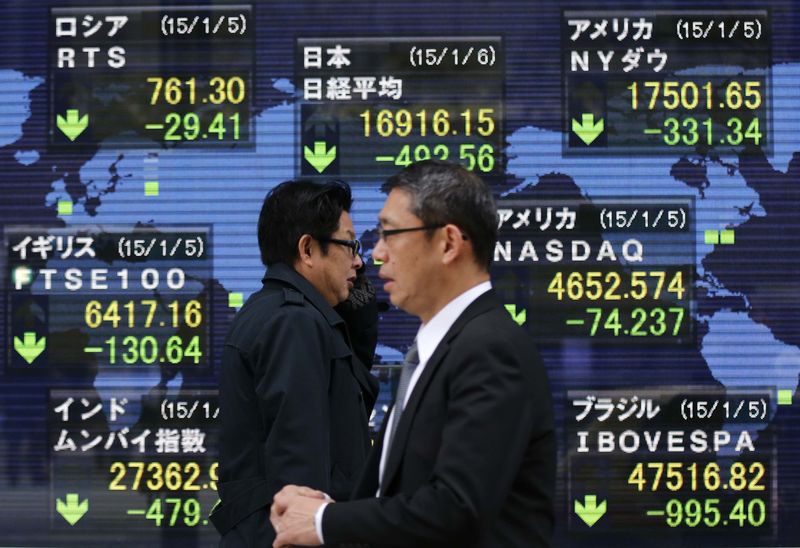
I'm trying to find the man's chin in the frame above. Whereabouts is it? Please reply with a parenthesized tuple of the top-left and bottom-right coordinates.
(387, 293, 402, 309)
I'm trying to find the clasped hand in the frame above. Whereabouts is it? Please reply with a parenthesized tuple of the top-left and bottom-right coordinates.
(270, 485, 331, 548)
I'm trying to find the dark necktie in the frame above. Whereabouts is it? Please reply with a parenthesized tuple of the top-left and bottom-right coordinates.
(384, 340, 419, 456)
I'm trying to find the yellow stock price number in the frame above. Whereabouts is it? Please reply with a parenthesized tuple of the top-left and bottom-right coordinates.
(628, 462, 766, 492)
(85, 299, 203, 329)
(109, 461, 218, 491)
(628, 80, 762, 111)
(547, 270, 686, 301)
(147, 76, 246, 105)
(360, 107, 496, 138)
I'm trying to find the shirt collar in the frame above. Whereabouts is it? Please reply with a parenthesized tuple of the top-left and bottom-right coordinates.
(415, 280, 492, 366)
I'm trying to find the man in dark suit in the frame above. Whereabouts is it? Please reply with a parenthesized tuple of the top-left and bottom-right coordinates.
(212, 180, 379, 546)
(271, 161, 555, 547)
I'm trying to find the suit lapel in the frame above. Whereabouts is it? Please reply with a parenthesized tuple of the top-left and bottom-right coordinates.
(379, 290, 498, 493)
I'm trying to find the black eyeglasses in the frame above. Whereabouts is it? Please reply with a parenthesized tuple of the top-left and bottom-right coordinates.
(377, 224, 445, 241)
(377, 224, 468, 241)
(318, 237, 362, 258)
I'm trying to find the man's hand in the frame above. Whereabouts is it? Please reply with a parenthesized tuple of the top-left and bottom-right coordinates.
(274, 484, 330, 502)
(271, 485, 330, 547)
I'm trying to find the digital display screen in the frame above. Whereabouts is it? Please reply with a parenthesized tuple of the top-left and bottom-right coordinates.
(1, 1, 798, 546)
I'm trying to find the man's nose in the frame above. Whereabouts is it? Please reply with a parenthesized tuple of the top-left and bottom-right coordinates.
(372, 238, 387, 263)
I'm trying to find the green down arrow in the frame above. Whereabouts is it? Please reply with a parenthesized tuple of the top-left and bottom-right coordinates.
(304, 141, 337, 173)
(14, 332, 46, 364)
(56, 109, 89, 141)
(571, 113, 604, 145)
(504, 304, 526, 326)
(574, 494, 607, 527)
(56, 493, 89, 526)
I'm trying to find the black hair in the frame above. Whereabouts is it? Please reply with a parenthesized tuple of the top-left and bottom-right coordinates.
(382, 160, 497, 270)
(258, 179, 352, 266)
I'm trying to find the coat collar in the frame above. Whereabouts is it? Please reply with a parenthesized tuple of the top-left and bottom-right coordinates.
(380, 289, 499, 493)
(262, 263, 344, 328)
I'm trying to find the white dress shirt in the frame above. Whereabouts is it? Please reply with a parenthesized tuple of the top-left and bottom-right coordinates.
(377, 280, 492, 488)
(314, 280, 492, 543)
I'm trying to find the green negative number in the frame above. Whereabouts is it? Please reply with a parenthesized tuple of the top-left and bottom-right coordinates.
(144, 498, 202, 527)
(458, 144, 495, 172)
(663, 117, 713, 146)
(726, 117, 762, 146)
(163, 112, 240, 141)
(394, 144, 449, 167)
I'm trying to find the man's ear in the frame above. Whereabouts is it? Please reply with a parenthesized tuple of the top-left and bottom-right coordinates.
(441, 224, 467, 265)
(297, 234, 315, 267)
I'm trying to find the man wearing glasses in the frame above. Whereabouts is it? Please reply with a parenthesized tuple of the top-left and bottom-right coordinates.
(212, 179, 379, 547)
(271, 160, 556, 547)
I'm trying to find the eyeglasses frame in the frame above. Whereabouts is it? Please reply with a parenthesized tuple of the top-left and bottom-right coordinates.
(317, 237, 362, 257)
